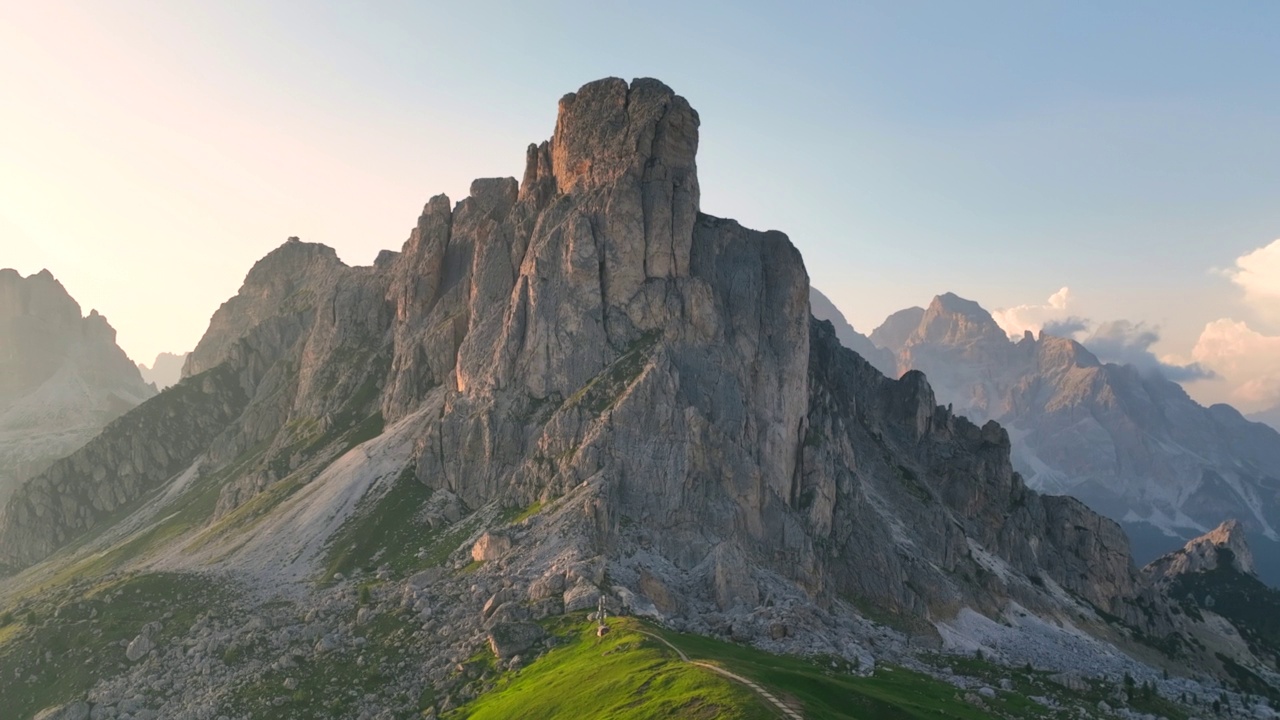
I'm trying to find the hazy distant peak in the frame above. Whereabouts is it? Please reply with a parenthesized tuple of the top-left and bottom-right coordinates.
(0, 267, 82, 327)
(911, 292, 1007, 346)
(138, 351, 189, 390)
(869, 306, 924, 352)
(1033, 333, 1102, 371)
(808, 287, 896, 376)
(0, 267, 154, 503)
(931, 291, 990, 317)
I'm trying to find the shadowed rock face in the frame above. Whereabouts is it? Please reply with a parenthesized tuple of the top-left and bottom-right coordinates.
(808, 288, 896, 377)
(0, 79, 1156, 634)
(0, 269, 154, 505)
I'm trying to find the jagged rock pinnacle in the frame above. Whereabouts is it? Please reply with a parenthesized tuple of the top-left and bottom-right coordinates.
(1143, 519, 1256, 583)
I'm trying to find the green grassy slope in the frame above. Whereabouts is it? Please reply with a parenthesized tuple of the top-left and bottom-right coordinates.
(454, 615, 1197, 720)
(453, 617, 776, 720)
(653, 628, 1007, 720)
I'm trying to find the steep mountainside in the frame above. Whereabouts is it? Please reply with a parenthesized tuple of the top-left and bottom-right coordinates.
(867, 292, 1280, 583)
(0, 79, 1270, 719)
(0, 269, 154, 506)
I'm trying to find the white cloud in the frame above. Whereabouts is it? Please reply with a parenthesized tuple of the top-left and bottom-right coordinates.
(1223, 238, 1280, 312)
(1085, 320, 1214, 382)
(1190, 318, 1280, 412)
(991, 286, 1075, 339)
(1181, 240, 1280, 413)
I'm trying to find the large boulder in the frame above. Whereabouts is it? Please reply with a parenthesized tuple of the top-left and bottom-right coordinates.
(487, 622, 545, 660)
(471, 532, 512, 563)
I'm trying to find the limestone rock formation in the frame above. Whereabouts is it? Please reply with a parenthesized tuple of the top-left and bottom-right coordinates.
(0, 269, 154, 506)
(1144, 519, 1256, 584)
(0, 79, 1159, 629)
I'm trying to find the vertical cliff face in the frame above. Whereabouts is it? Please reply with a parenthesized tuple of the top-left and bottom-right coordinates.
(384, 78, 811, 579)
(0, 269, 154, 505)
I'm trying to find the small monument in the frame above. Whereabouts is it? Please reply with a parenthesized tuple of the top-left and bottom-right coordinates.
(596, 595, 609, 637)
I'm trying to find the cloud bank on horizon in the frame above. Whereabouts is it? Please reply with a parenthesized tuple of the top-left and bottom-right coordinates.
(1184, 239, 1280, 413)
(986, 239, 1280, 416)
(990, 287, 1213, 382)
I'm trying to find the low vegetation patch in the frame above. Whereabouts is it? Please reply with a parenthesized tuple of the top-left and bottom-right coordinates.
(567, 331, 659, 415)
(225, 607, 421, 717)
(500, 500, 543, 526)
(0, 572, 229, 719)
(320, 464, 478, 583)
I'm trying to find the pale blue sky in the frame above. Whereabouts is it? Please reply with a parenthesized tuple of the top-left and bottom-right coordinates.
(5, 1, 1280, 408)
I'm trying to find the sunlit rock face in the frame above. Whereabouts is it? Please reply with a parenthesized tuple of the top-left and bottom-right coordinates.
(0, 269, 154, 505)
(1144, 519, 1256, 585)
(0, 79, 1149, 635)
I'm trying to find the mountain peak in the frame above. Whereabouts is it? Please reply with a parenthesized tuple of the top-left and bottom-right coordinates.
(548, 78, 698, 198)
(1144, 519, 1256, 582)
(909, 292, 1007, 346)
(869, 306, 925, 352)
(517, 78, 701, 282)
(1200, 519, 1255, 573)
(242, 237, 343, 287)
(1033, 333, 1102, 371)
(932, 291, 989, 316)
(184, 237, 347, 377)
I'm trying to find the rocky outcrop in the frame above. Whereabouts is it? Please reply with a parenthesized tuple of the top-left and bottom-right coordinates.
(1144, 519, 1256, 584)
(0, 269, 154, 505)
(182, 239, 347, 378)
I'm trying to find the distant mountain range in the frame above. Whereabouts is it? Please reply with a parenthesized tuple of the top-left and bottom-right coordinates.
(0, 269, 154, 506)
(812, 289, 1280, 586)
(137, 352, 188, 390)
